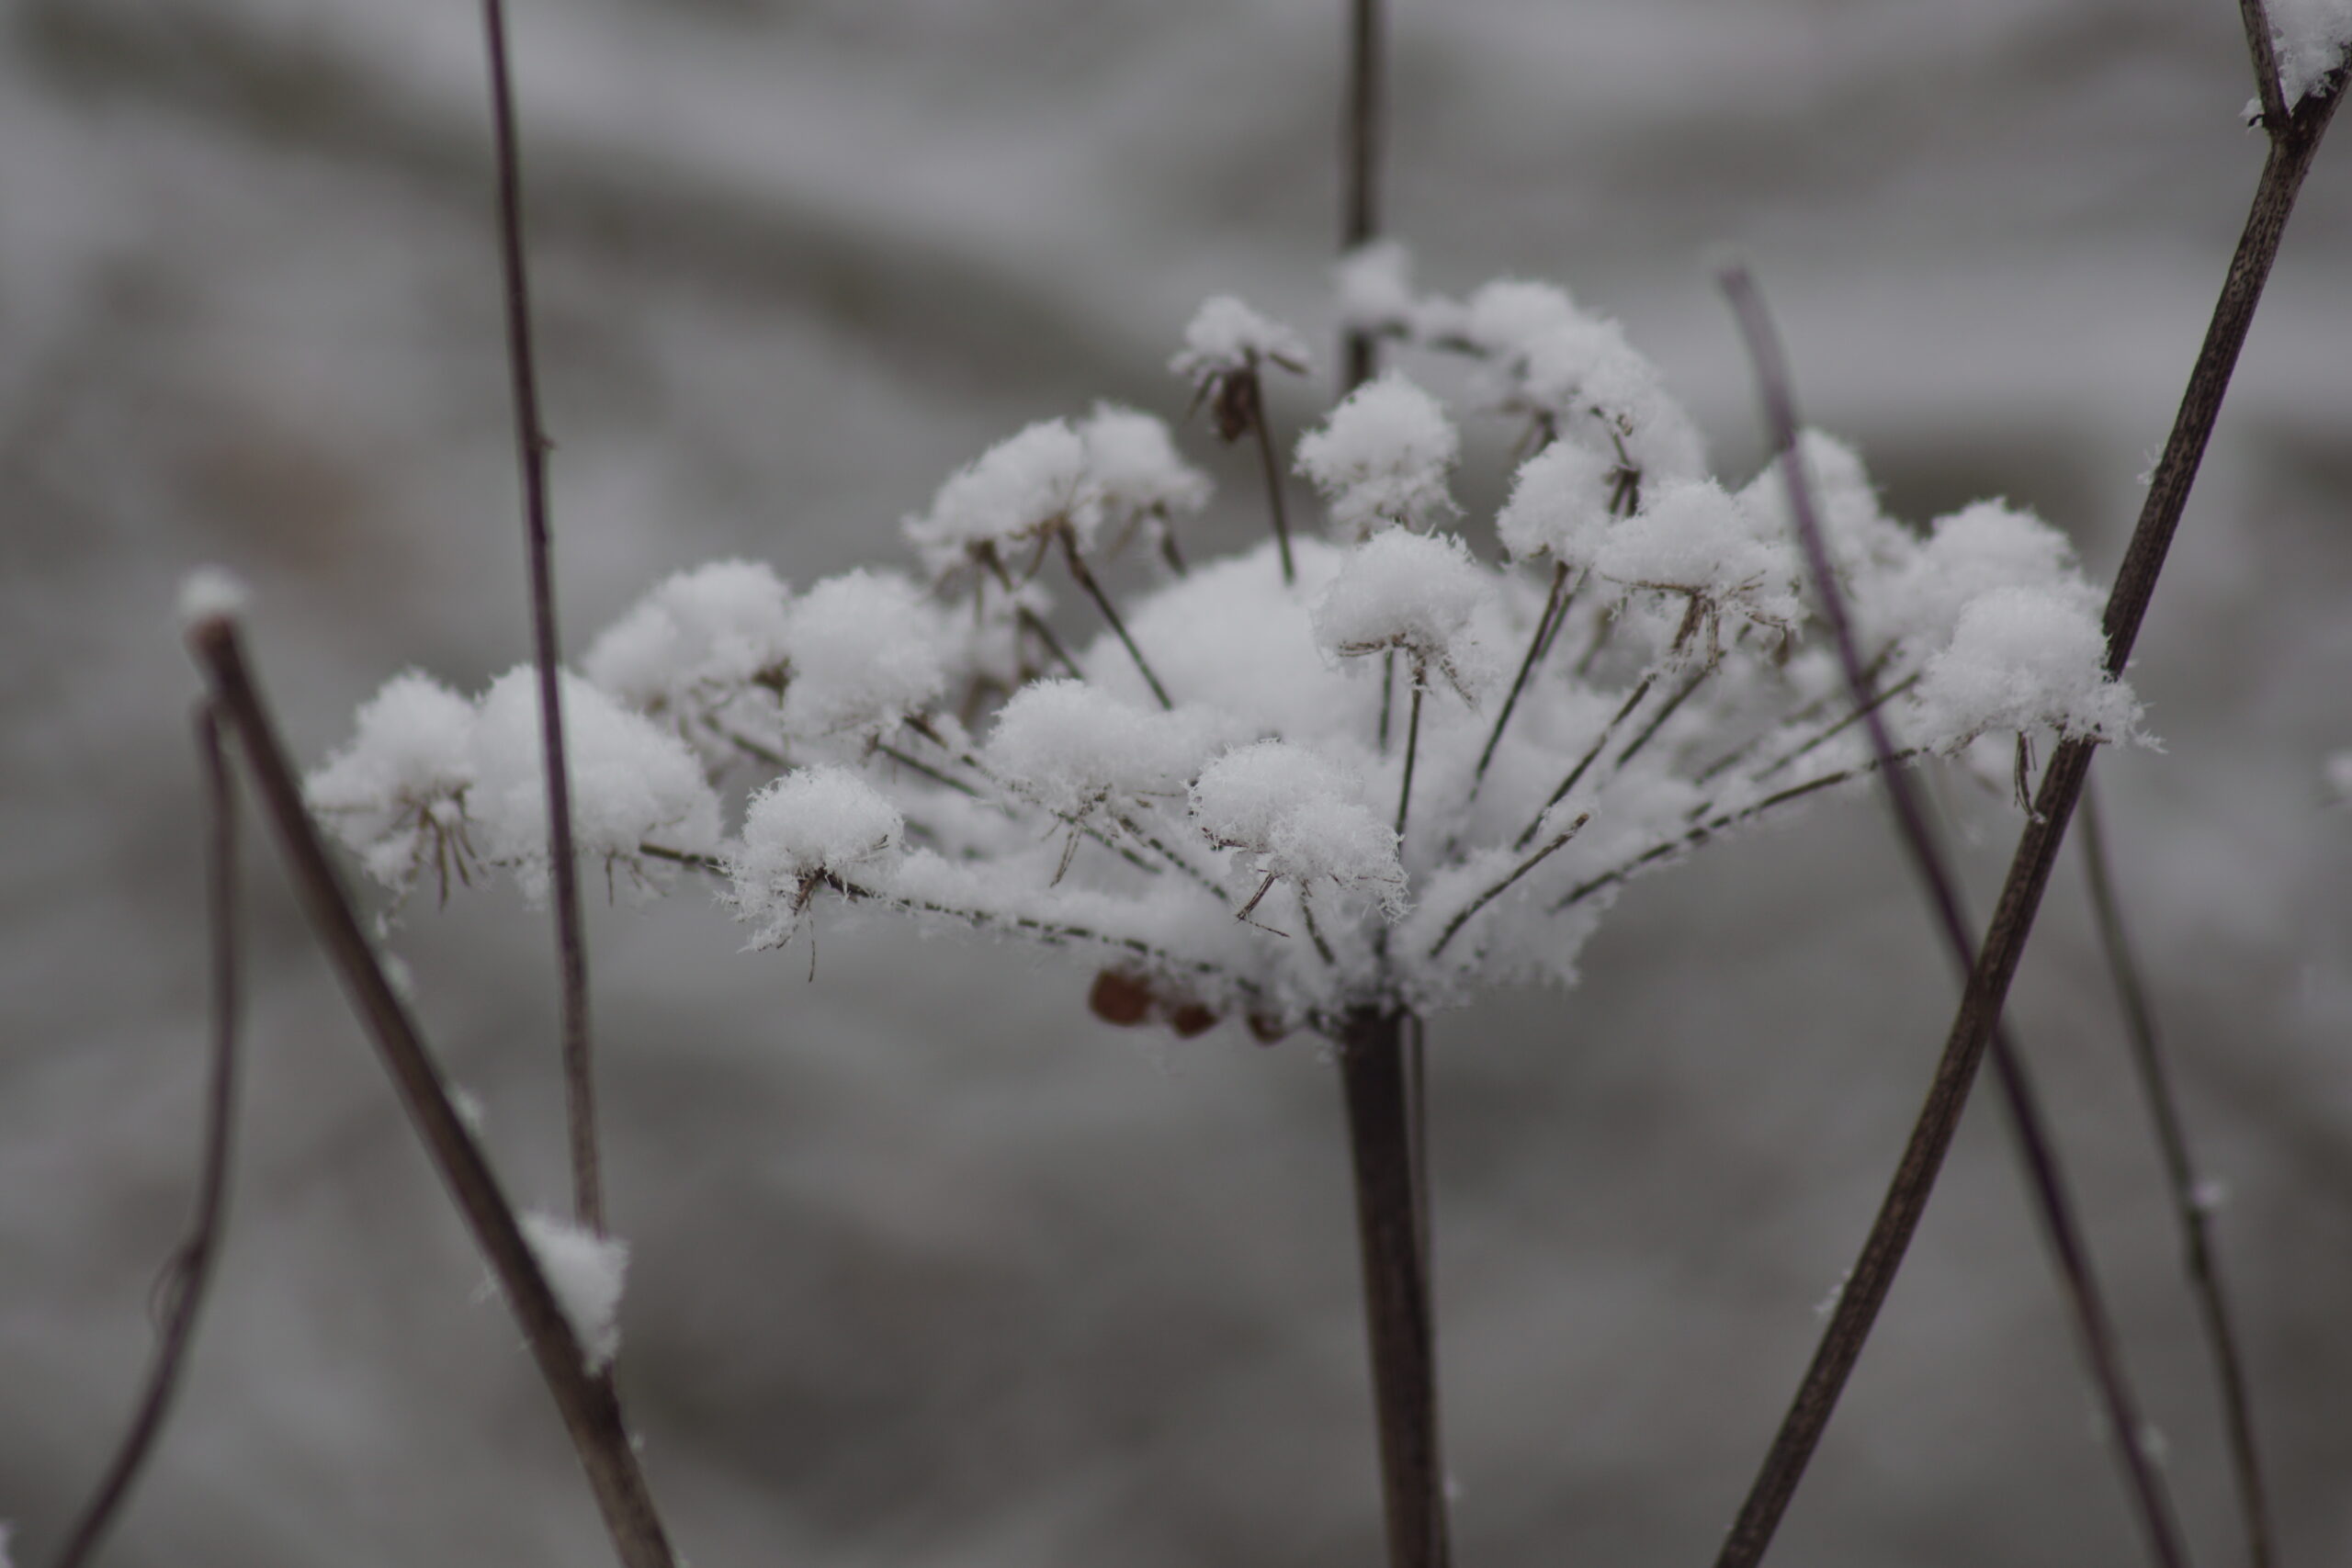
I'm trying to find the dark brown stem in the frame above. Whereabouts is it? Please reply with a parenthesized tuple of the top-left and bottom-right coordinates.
(1338, 1007, 1447, 1568)
(1714, 241, 2308, 1568)
(1426, 813, 1589, 959)
(1472, 562, 1571, 794)
(1394, 672, 1425, 840)
(2082, 782, 2274, 1568)
(52, 707, 243, 1568)
(185, 616, 677, 1568)
(1250, 383, 1298, 586)
(481, 0, 602, 1234)
(1061, 531, 1172, 709)
(1341, 0, 1384, 392)
(2240, 0, 2289, 127)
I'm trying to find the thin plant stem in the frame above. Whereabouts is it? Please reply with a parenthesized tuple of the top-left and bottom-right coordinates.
(1711, 77, 2340, 1568)
(2240, 0, 2289, 129)
(1472, 561, 1571, 794)
(1337, 1006, 1447, 1568)
(52, 707, 242, 1568)
(1061, 531, 1172, 709)
(1395, 673, 1425, 840)
(1341, 0, 1384, 392)
(481, 0, 603, 1234)
(1611, 651, 1718, 774)
(1516, 672, 1656, 850)
(1251, 385, 1298, 586)
(2082, 781, 2274, 1568)
(1426, 813, 1589, 960)
(185, 615, 676, 1568)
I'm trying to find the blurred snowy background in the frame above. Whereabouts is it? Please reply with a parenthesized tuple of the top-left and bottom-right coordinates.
(3, 1, 2349, 1564)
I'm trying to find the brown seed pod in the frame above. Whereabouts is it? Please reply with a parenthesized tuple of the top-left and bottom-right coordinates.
(1088, 968, 1153, 1027)
(1245, 1012, 1291, 1046)
(1165, 1002, 1219, 1039)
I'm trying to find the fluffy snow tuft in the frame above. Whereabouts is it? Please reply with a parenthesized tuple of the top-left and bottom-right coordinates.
(1191, 741, 1407, 915)
(1888, 500, 2090, 648)
(518, 1213, 628, 1375)
(1313, 530, 1496, 701)
(1909, 586, 2140, 746)
(983, 681, 1223, 820)
(468, 669, 720, 902)
(905, 419, 1097, 574)
(307, 672, 480, 895)
(1170, 295, 1311, 382)
(583, 559, 792, 739)
(729, 765, 904, 946)
(1080, 403, 1212, 544)
(1295, 372, 1461, 538)
(1335, 240, 1419, 337)
(1495, 440, 1621, 567)
(1591, 480, 1800, 637)
(2269, 0, 2352, 106)
(780, 570, 948, 739)
(176, 565, 250, 626)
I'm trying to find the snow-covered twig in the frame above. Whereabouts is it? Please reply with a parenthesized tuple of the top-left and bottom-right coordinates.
(51, 707, 242, 1568)
(186, 614, 678, 1568)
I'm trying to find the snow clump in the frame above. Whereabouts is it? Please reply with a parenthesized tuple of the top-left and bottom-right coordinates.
(1295, 372, 1461, 537)
(518, 1213, 629, 1375)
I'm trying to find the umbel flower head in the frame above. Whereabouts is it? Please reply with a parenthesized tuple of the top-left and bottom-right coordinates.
(311, 247, 2141, 1040)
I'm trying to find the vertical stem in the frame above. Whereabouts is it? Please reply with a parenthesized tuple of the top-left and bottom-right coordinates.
(2082, 783, 2274, 1568)
(481, 0, 602, 1234)
(1472, 561, 1570, 794)
(53, 707, 242, 1568)
(1250, 385, 1298, 586)
(1395, 674, 1425, 841)
(1061, 531, 1173, 708)
(1339, 1007, 1448, 1568)
(1341, 0, 1384, 392)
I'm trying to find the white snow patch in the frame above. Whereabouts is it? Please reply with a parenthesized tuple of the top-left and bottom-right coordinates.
(519, 1213, 628, 1375)
(1295, 372, 1461, 538)
(1909, 586, 2140, 747)
(2269, 0, 2352, 106)
(1313, 530, 1497, 702)
(176, 564, 250, 626)
(1169, 294, 1311, 383)
(729, 765, 904, 946)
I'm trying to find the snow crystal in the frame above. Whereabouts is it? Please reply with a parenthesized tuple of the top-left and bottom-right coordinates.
(1079, 403, 1212, 546)
(1888, 500, 2091, 647)
(175, 564, 250, 626)
(729, 765, 904, 945)
(519, 1212, 628, 1375)
(1313, 529, 1496, 701)
(1191, 740, 1407, 914)
(582, 559, 792, 744)
(904, 419, 1097, 576)
(307, 671, 480, 895)
(1295, 372, 1461, 538)
(779, 569, 948, 739)
(982, 680, 1222, 820)
(469, 668, 720, 901)
(1909, 586, 2139, 747)
(1495, 440, 1620, 567)
(1590, 480, 1800, 637)
(2269, 0, 2352, 106)
(1169, 294, 1311, 383)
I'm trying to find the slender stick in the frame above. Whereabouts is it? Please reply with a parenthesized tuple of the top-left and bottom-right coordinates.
(480, 0, 603, 1234)
(2240, 0, 2289, 129)
(1394, 674, 1425, 840)
(2082, 781, 2274, 1568)
(1426, 813, 1589, 960)
(1716, 257, 2245, 1568)
(1516, 673, 1656, 850)
(1337, 1007, 1448, 1568)
(1060, 532, 1173, 709)
(1250, 381, 1299, 586)
(185, 616, 677, 1568)
(51, 708, 243, 1568)
(1472, 562, 1571, 794)
(1341, 0, 1384, 392)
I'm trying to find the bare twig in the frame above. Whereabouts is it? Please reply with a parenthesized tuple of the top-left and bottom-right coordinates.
(2082, 781, 2274, 1568)
(2240, 0, 2289, 129)
(481, 0, 603, 1234)
(1471, 562, 1572, 795)
(1395, 671, 1426, 840)
(186, 616, 677, 1568)
(1060, 531, 1173, 709)
(1337, 1006, 1448, 1568)
(1250, 379, 1299, 586)
(1341, 0, 1384, 392)
(1714, 266, 2195, 1568)
(1515, 672, 1657, 851)
(51, 707, 243, 1568)
(1426, 813, 1589, 959)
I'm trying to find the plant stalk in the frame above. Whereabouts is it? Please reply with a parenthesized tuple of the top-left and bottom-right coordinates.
(1338, 1006, 1448, 1568)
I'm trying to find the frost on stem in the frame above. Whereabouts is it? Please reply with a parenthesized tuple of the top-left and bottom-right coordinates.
(2267, 0, 2352, 107)
(517, 1212, 629, 1375)
(320, 252, 2143, 1039)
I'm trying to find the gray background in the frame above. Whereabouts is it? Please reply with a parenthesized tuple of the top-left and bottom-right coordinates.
(3, 1, 2349, 1564)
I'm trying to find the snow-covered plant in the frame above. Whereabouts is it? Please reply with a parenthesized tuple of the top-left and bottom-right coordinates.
(310, 258, 2140, 1043)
